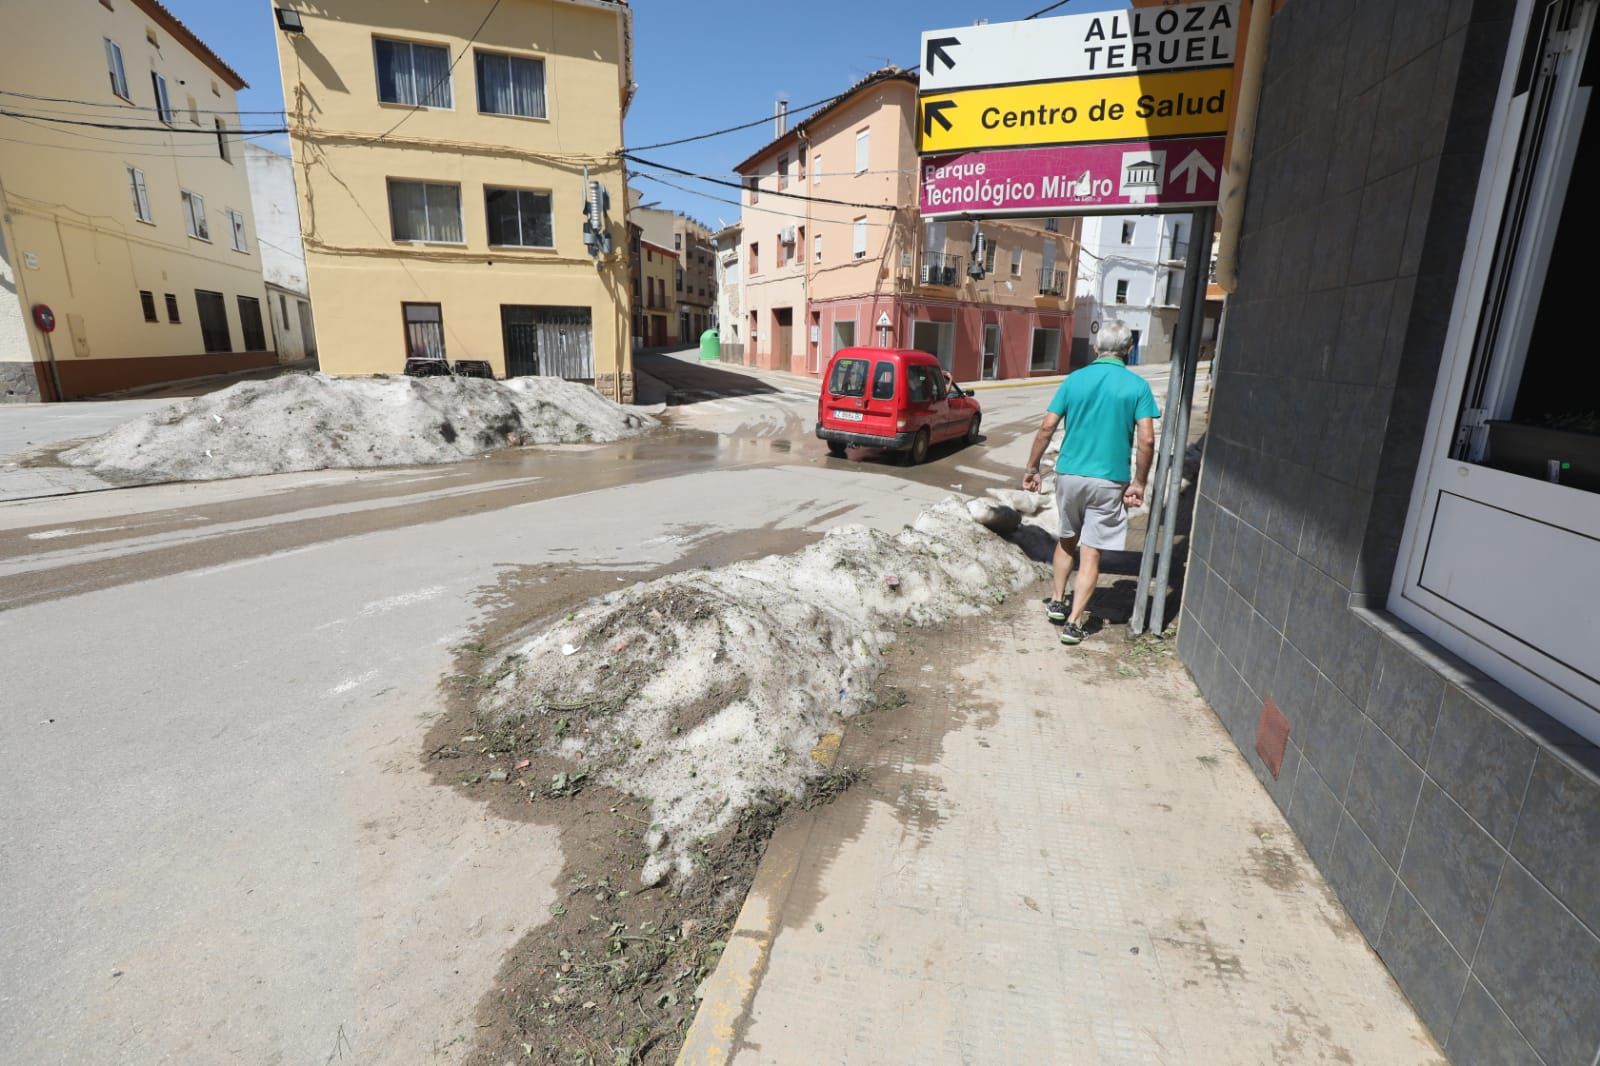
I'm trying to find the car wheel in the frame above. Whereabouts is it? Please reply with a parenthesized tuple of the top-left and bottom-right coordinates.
(827, 441, 848, 458)
(965, 414, 982, 445)
(907, 428, 931, 465)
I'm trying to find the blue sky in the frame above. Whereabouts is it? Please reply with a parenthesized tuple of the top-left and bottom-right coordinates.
(163, 0, 1126, 220)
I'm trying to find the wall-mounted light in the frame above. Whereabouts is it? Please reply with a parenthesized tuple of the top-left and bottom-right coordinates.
(275, 7, 304, 32)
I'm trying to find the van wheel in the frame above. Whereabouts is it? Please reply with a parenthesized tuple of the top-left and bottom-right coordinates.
(827, 441, 848, 458)
(906, 429, 931, 466)
(965, 415, 982, 445)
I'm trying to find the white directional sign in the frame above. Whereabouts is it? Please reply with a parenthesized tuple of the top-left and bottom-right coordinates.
(920, 1, 1238, 94)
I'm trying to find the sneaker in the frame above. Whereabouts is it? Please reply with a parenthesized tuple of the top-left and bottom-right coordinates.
(1060, 620, 1088, 646)
(1045, 598, 1069, 623)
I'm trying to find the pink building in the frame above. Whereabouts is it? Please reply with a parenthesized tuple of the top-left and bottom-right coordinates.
(733, 68, 1077, 381)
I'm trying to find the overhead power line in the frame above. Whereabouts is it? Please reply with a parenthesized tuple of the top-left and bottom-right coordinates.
(0, 87, 285, 117)
(0, 108, 288, 135)
(630, 169, 899, 230)
(625, 89, 850, 152)
(1024, 0, 1075, 18)
(622, 154, 899, 212)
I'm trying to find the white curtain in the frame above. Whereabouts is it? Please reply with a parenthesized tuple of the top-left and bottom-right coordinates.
(389, 181, 427, 240)
(410, 43, 452, 108)
(478, 54, 546, 118)
(425, 184, 462, 243)
(378, 39, 451, 107)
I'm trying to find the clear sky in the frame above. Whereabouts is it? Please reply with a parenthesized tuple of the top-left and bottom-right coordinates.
(160, 0, 1128, 220)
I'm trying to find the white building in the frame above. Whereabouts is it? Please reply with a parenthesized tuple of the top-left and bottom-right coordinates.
(712, 222, 744, 364)
(1072, 213, 1193, 367)
(243, 144, 316, 362)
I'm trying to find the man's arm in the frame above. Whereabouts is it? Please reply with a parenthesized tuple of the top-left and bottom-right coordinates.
(1022, 412, 1062, 493)
(1125, 417, 1157, 507)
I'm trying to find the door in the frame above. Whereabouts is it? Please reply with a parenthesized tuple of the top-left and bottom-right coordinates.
(904, 362, 944, 439)
(297, 301, 317, 359)
(982, 324, 1000, 380)
(808, 311, 822, 374)
(502, 306, 594, 380)
(773, 308, 793, 367)
(832, 319, 856, 357)
(912, 320, 953, 372)
(195, 290, 231, 353)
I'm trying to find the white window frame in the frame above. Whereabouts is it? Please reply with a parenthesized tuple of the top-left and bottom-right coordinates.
(227, 208, 248, 252)
(483, 186, 554, 248)
(151, 72, 173, 125)
(855, 128, 870, 174)
(1392, 0, 1600, 742)
(127, 166, 152, 223)
(852, 217, 868, 260)
(1120, 220, 1136, 245)
(814, 233, 823, 264)
(181, 189, 209, 241)
(474, 48, 547, 119)
(1030, 326, 1062, 372)
(373, 36, 454, 109)
(813, 154, 822, 185)
(1115, 278, 1130, 304)
(387, 179, 464, 244)
(1010, 245, 1023, 277)
(982, 322, 1001, 379)
(105, 38, 130, 101)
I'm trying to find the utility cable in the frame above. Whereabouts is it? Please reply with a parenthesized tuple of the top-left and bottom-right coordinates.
(1024, 0, 1075, 18)
(622, 154, 899, 212)
(624, 88, 853, 152)
(630, 170, 900, 230)
(0, 87, 286, 117)
(366, 0, 504, 144)
(0, 108, 287, 135)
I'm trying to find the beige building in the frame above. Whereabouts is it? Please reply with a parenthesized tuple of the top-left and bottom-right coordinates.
(634, 206, 716, 343)
(638, 238, 676, 348)
(0, 0, 271, 401)
(734, 69, 1078, 381)
(712, 222, 743, 362)
(272, 0, 636, 400)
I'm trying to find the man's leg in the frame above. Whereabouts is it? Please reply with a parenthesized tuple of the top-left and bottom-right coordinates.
(1069, 545, 1101, 626)
(1052, 536, 1079, 602)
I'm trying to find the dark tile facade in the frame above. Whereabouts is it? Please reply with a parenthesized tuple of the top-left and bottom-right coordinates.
(1177, 0, 1600, 1061)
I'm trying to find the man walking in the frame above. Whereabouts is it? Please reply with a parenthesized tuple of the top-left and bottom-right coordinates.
(1022, 320, 1159, 645)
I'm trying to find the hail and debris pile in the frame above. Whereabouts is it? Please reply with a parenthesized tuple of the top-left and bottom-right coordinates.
(476, 498, 1044, 887)
(61, 373, 656, 482)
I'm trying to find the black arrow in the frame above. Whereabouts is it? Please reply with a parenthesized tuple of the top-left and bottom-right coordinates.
(925, 36, 960, 75)
(923, 99, 957, 138)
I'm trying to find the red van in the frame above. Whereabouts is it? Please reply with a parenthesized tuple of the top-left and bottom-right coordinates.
(815, 347, 982, 464)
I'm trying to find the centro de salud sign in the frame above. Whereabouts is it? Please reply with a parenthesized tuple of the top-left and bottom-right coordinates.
(918, 1, 1239, 218)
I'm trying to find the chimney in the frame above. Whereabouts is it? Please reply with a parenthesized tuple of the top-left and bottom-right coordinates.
(774, 96, 789, 138)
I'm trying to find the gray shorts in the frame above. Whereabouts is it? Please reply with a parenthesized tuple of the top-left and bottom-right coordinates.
(1055, 474, 1129, 550)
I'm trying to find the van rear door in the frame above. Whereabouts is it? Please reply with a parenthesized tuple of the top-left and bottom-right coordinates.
(824, 353, 897, 438)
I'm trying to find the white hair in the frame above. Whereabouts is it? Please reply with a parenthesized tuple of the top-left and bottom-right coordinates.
(1093, 319, 1134, 359)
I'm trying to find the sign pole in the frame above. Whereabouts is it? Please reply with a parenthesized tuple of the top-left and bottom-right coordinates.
(1131, 264, 1192, 635)
(1150, 206, 1215, 637)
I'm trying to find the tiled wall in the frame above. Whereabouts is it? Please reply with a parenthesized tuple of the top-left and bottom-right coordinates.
(1176, 0, 1600, 1062)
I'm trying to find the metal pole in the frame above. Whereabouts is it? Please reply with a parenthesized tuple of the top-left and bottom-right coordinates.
(1130, 212, 1204, 634)
(1151, 206, 1216, 637)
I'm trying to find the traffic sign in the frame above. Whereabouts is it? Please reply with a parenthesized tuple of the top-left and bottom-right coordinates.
(918, 66, 1232, 154)
(920, 137, 1225, 218)
(920, 2, 1237, 94)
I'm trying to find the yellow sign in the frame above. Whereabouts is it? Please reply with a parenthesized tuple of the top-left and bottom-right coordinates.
(919, 66, 1233, 154)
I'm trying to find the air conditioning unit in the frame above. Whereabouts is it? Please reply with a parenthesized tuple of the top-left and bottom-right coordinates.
(780, 225, 797, 245)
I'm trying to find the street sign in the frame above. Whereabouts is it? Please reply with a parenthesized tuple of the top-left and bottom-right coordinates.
(921, 137, 1224, 218)
(875, 311, 892, 328)
(31, 304, 56, 333)
(920, 2, 1237, 93)
(919, 66, 1232, 154)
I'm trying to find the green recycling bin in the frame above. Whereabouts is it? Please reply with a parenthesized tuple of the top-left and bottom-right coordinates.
(699, 328, 720, 362)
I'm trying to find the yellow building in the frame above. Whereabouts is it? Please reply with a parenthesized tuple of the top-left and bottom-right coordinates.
(638, 238, 677, 348)
(0, 0, 272, 402)
(272, 0, 636, 401)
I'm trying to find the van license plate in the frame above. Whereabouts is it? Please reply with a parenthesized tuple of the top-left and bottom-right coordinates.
(833, 410, 864, 422)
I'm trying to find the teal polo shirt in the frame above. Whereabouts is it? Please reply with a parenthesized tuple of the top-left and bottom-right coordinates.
(1046, 358, 1161, 483)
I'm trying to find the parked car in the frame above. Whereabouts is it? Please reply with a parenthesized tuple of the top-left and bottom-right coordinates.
(815, 347, 981, 464)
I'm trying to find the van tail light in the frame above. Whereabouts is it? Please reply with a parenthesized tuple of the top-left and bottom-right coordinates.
(897, 419, 909, 430)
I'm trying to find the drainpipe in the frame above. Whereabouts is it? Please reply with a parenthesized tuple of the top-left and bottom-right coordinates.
(1213, 0, 1273, 293)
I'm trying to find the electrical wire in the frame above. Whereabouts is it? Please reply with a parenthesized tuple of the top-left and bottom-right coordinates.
(0, 107, 287, 135)
(1024, 0, 1075, 18)
(623, 154, 899, 212)
(624, 89, 852, 152)
(366, 0, 504, 144)
(0, 87, 285, 117)
(631, 170, 900, 230)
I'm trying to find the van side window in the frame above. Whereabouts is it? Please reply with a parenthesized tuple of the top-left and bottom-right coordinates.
(906, 366, 933, 404)
(871, 362, 896, 400)
(828, 357, 869, 397)
(931, 371, 948, 401)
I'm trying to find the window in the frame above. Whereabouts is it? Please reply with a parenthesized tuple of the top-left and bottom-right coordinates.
(151, 72, 173, 124)
(139, 291, 157, 323)
(871, 361, 897, 400)
(906, 365, 934, 404)
(1120, 221, 1136, 245)
(676, 267, 684, 292)
(674, 233, 682, 250)
(777, 154, 788, 191)
(388, 180, 463, 243)
(746, 175, 758, 205)
(1045, 218, 1060, 232)
(982, 323, 1001, 379)
(164, 293, 180, 323)
(855, 128, 870, 173)
(127, 166, 152, 223)
(749, 242, 759, 273)
(831, 319, 855, 355)
(852, 218, 867, 259)
(181, 189, 209, 240)
(227, 209, 248, 252)
(828, 357, 869, 397)
(475, 50, 545, 118)
(798, 147, 807, 182)
(1115, 279, 1130, 304)
(195, 290, 231, 352)
(813, 154, 822, 185)
(798, 226, 805, 263)
(983, 241, 997, 273)
(484, 187, 553, 247)
(1163, 269, 1182, 305)
(186, 94, 199, 125)
(1010, 246, 1022, 277)
(146, 28, 159, 49)
(237, 296, 267, 351)
(402, 303, 445, 360)
(374, 37, 452, 108)
(814, 233, 823, 264)
(105, 38, 130, 100)
(1030, 327, 1061, 371)
(215, 117, 231, 162)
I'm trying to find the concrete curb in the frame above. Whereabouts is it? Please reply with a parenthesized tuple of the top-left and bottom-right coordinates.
(674, 734, 842, 1065)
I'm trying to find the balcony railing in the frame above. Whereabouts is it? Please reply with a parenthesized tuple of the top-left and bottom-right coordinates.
(920, 251, 964, 287)
(1038, 268, 1067, 296)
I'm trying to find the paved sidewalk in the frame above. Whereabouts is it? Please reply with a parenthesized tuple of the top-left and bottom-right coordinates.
(681, 595, 1443, 1065)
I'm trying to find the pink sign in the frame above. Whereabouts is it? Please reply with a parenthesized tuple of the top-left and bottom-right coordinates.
(920, 137, 1225, 218)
